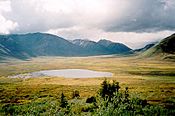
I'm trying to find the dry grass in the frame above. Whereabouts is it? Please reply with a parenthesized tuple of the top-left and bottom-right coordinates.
(0, 56, 175, 105)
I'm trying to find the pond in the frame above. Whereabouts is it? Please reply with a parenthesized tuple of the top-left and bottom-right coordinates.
(9, 69, 113, 78)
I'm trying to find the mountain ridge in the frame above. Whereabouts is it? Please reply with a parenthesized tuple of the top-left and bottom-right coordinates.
(71, 39, 110, 55)
(133, 43, 156, 53)
(0, 33, 85, 59)
(97, 39, 132, 54)
(0, 32, 174, 60)
(141, 33, 175, 60)
(0, 33, 132, 60)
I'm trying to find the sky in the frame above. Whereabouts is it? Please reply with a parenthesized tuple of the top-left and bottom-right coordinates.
(0, 0, 175, 49)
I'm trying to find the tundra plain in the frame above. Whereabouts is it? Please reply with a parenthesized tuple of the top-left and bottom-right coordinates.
(0, 56, 174, 108)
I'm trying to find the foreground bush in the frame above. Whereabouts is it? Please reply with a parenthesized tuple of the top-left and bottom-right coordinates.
(93, 79, 175, 116)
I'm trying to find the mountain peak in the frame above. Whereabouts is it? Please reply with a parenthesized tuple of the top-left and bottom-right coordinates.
(97, 39, 113, 47)
(71, 39, 97, 48)
(97, 39, 132, 54)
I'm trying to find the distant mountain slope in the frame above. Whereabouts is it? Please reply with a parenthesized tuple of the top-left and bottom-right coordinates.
(71, 39, 110, 55)
(97, 39, 113, 47)
(71, 39, 132, 54)
(97, 39, 132, 54)
(0, 44, 10, 60)
(0, 33, 84, 59)
(133, 43, 155, 52)
(0, 33, 133, 60)
(141, 33, 175, 60)
(0, 44, 11, 55)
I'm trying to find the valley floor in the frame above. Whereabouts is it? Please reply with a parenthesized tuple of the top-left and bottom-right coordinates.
(0, 56, 175, 114)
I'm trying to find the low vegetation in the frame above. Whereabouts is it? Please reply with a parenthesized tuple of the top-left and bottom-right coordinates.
(0, 56, 175, 115)
(0, 79, 174, 115)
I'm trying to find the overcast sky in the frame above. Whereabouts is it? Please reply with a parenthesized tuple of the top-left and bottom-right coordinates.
(0, 0, 175, 48)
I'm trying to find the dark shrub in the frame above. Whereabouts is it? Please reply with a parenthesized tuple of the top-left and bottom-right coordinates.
(2, 104, 16, 115)
(72, 90, 80, 99)
(86, 96, 96, 103)
(99, 79, 120, 100)
(60, 93, 68, 108)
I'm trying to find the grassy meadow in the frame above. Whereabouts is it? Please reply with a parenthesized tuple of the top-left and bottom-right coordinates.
(0, 56, 175, 115)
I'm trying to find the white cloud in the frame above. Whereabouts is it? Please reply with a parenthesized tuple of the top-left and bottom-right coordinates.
(47, 28, 174, 49)
(7, 0, 119, 33)
(0, 0, 18, 34)
(0, 14, 18, 34)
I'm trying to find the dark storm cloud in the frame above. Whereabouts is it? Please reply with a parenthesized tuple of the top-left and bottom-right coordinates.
(1, 0, 175, 34)
(105, 0, 175, 32)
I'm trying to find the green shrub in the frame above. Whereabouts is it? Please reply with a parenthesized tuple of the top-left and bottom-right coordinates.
(94, 79, 175, 116)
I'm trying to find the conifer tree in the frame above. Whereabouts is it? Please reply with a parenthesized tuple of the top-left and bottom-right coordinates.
(60, 93, 68, 108)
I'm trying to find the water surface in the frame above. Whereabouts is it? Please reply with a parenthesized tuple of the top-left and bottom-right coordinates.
(10, 69, 113, 78)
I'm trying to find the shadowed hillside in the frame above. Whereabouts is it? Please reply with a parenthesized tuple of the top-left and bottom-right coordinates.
(71, 39, 132, 55)
(71, 39, 110, 55)
(97, 39, 132, 54)
(0, 33, 86, 59)
(141, 33, 175, 60)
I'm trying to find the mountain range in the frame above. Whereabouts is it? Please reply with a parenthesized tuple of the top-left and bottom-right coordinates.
(0, 33, 131, 59)
(71, 39, 131, 55)
(0, 32, 174, 60)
